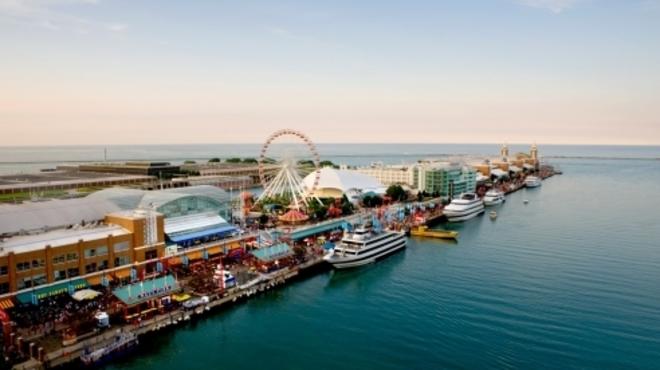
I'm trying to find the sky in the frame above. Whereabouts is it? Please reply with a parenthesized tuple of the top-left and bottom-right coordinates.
(0, 0, 659, 146)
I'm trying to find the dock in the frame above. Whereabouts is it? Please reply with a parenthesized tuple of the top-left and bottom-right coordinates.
(14, 257, 326, 369)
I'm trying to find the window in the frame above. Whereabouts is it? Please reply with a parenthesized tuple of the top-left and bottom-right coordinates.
(33, 274, 47, 286)
(67, 268, 80, 278)
(17, 278, 29, 290)
(97, 246, 108, 256)
(53, 270, 66, 281)
(31, 259, 45, 268)
(16, 262, 30, 271)
(0, 265, 7, 276)
(17, 274, 46, 290)
(84, 248, 96, 258)
(145, 250, 158, 260)
(0, 282, 8, 294)
(113, 241, 130, 253)
(98, 260, 109, 271)
(67, 252, 79, 262)
(85, 263, 97, 274)
(52, 255, 65, 264)
(114, 255, 131, 267)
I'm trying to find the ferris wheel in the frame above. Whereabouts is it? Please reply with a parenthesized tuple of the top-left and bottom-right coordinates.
(256, 129, 322, 209)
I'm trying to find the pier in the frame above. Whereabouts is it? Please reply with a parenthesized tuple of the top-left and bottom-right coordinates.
(13, 256, 326, 370)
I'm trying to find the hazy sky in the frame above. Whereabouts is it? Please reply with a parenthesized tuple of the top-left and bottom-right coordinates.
(1, 0, 659, 146)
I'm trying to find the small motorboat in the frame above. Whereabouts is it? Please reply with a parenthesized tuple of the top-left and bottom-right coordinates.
(409, 226, 459, 240)
(489, 211, 497, 220)
(523, 199, 529, 204)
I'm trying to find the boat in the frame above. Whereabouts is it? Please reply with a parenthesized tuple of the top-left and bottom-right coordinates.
(524, 176, 542, 188)
(523, 199, 529, 204)
(483, 189, 506, 206)
(409, 225, 458, 240)
(489, 211, 497, 220)
(80, 331, 138, 366)
(443, 193, 485, 222)
(323, 224, 406, 269)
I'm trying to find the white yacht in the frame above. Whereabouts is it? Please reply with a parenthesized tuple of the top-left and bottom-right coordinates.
(525, 176, 542, 188)
(443, 193, 485, 222)
(323, 225, 406, 269)
(483, 189, 506, 206)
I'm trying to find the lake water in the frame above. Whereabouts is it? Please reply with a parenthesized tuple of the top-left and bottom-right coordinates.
(0, 144, 658, 175)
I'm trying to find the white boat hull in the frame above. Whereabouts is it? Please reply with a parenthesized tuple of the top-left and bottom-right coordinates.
(324, 234, 407, 269)
(444, 204, 485, 222)
(483, 198, 505, 206)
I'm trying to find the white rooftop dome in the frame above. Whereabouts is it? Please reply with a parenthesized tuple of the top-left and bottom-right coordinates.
(302, 167, 385, 198)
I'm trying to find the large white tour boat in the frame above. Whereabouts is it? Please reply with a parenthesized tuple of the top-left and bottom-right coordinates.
(443, 193, 485, 222)
(525, 176, 542, 188)
(483, 189, 506, 206)
(323, 224, 406, 269)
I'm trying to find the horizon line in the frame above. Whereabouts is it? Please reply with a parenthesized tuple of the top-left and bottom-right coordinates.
(1, 142, 659, 148)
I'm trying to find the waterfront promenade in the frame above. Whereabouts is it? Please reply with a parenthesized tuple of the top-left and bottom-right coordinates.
(13, 255, 325, 370)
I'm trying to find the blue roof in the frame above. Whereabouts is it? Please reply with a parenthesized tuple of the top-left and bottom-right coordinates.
(251, 243, 293, 262)
(290, 219, 346, 240)
(113, 275, 179, 306)
(168, 225, 237, 243)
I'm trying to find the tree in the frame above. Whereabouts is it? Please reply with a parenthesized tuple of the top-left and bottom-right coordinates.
(320, 160, 338, 168)
(226, 158, 242, 163)
(208, 158, 221, 163)
(183, 160, 196, 164)
(417, 192, 424, 202)
(341, 195, 354, 215)
(386, 184, 407, 202)
(362, 195, 383, 208)
(242, 158, 258, 164)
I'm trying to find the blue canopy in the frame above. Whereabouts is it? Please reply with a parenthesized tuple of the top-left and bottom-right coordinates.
(113, 275, 179, 306)
(16, 279, 88, 304)
(168, 225, 237, 243)
(251, 243, 293, 262)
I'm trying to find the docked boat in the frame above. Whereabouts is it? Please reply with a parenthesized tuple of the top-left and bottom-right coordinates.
(483, 189, 506, 206)
(81, 331, 138, 366)
(409, 225, 458, 240)
(443, 193, 485, 222)
(525, 176, 542, 188)
(323, 224, 406, 269)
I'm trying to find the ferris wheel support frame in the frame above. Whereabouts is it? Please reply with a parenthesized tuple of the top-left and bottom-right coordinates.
(257, 129, 322, 209)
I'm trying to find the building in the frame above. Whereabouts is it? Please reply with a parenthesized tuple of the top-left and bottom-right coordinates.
(414, 162, 477, 198)
(78, 162, 180, 177)
(170, 175, 253, 190)
(352, 163, 416, 187)
(0, 170, 154, 197)
(302, 167, 385, 199)
(0, 185, 236, 297)
(0, 209, 164, 296)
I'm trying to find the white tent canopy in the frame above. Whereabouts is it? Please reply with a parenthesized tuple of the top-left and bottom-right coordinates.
(303, 168, 385, 198)
(490, 169, 508, 178)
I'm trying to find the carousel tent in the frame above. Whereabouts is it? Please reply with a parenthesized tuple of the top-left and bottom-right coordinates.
(278, 210, 309, 223)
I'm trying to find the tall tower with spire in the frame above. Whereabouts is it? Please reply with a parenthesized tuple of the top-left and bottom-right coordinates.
(500, 144, 509, 161)
(530, 143, 538, 163)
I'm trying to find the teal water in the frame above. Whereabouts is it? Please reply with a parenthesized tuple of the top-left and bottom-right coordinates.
(99, 157, 660, 370)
